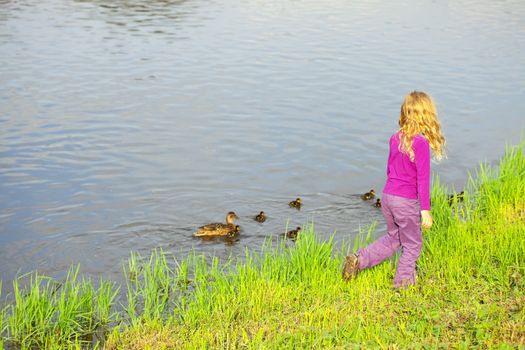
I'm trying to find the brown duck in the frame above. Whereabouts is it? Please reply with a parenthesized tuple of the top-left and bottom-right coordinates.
(193, 211, 239, 237)
(283, 226, 301, 240)
(255, 211, 266, 223)
(448, 191, 464, 205)
(289, 198, 302, 209)
(226, 225, 241, 238)
(361, 189, 375, 200)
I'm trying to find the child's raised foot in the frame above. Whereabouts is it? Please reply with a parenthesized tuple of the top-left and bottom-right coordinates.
(342, 254, 360, 281)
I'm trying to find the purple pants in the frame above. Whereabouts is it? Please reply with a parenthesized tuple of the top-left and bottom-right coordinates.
(358, 193, 422, 288)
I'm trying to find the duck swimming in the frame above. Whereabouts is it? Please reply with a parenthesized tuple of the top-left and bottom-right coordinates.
(255, 211, 266, 223)
(289, 198, 302, 209)
(373, 198, 382, 208)
(193, 211, 239, 237)
(361, 189, 375, 200)
(227, 225, 241, 237)
(283, 226, 301, 240)
(448, 191, 464, 205)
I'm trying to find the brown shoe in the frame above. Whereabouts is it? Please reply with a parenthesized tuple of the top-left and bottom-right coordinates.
(342, 254, 360, 281)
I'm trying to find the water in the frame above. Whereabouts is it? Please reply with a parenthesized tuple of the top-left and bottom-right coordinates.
(1, 0, 524, 285)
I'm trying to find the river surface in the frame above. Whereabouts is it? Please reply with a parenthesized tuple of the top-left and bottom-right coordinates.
(1, 0, 524, 286)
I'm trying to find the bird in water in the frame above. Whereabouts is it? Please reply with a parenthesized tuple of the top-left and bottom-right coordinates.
(283, 226, 301, 240)
(361, 189, 375, 200)
(227, 225, 241, 238)
(219, 225, 241, 244)
(289, 198, 302, 209)
(255, 211, 266, 223)
(193, 211, 239, 237)
(448, 191, 464, 205)
(373, 198, 382, 208)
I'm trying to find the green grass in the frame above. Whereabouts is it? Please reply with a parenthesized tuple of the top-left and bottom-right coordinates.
(1, 142, 524, 349)
(2, 265, 118, 349)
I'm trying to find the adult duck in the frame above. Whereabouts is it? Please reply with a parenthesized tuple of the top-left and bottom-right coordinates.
(193, 211, 239, 237)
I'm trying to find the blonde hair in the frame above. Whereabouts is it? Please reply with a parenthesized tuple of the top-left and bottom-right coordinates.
(398, 91, 446, 161)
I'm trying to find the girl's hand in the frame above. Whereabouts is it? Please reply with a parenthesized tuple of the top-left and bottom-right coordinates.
(421, 210, 433, 229)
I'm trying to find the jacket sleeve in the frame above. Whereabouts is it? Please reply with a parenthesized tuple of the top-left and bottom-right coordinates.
(414, 137, 431, 210)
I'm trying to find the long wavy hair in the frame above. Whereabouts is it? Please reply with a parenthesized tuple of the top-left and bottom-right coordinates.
(398, 91, 446, 161)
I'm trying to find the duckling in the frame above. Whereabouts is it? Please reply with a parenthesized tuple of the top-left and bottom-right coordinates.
(448, 191, 464, 205)
(227, 225, 241, 238)
(283, 226, 301, 240)
(223, 226, 241, 245)
(255, 211, 266, 223)
(373, 198, 382, 208)
(193, 211, 239, 237)
(361, 189, 375, 200)
(289, 198, 302, 209)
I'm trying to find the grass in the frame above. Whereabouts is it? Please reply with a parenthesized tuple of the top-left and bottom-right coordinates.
(1, 142, 524, 349)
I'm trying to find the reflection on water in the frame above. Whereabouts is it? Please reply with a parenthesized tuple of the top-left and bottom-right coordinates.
(0, 0, 524, 287)
(78, 0, 194, 38)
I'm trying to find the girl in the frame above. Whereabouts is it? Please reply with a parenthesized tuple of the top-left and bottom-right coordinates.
(343, 91, 446, 288)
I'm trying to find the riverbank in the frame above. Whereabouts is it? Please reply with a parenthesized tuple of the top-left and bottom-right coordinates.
(1, 142, 524, 349)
